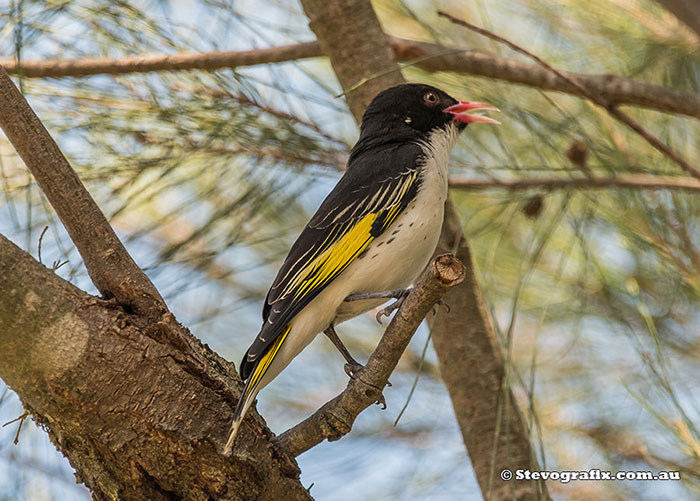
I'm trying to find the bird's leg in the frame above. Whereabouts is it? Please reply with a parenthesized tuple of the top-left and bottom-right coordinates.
(374, 290, 411, 324)
(344, 288, 412, 302)
(323, 325, 388, 408)
(344, 288, 412, 324)
(323, 324, 364, 378)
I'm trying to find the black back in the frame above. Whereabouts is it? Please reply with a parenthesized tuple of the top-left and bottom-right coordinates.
(239, 84, 464, 380)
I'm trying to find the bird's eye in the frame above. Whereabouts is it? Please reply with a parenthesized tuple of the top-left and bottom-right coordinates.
(423, 91, 439, 105)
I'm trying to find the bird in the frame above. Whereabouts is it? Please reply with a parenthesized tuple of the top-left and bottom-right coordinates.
(224, 83, 499, 454)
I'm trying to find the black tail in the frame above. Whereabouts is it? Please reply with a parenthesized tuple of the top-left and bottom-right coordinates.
(239, 348, 255, 381)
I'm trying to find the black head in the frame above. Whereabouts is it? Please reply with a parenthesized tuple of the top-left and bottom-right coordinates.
(358, 83, 499, 142)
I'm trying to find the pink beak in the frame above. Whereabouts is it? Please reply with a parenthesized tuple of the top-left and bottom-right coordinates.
(443, 100, 501, 125)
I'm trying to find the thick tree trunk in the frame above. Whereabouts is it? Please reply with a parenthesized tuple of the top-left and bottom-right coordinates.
(0, 65, 311, 499)
(0, 235, 310, 500)
(299, 0, 403, 118)
(434, 202, 547, 500)
(0, 66, 165, 319)
(297, 0, 547, 499)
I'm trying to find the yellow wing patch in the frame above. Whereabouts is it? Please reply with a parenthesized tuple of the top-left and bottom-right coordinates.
(290, 212, 378, 300)
(247, 324, 292, 393)
(245, 173, 415, 393)
(271, 170, 417, 308)
(246, 213, 392, 393)
(279, 175, 414, 304)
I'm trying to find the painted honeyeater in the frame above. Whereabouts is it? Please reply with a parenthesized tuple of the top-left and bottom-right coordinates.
(224, 83, 499, 453)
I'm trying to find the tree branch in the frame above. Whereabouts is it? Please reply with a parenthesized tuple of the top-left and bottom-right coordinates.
(0, 65, 165, 318)
(433, 203, 548, 500)
(297, 1, 548, 498)
(0, 234, 310, 500)
(299, 0, 403, 119)
(2, 38, 699, 119)
(275, 254, 465, 456)
(0, 41, 322, 78)
(388, 37, 700, 120)
(448, 173, 700, 192)
(437, 11, 700, 182)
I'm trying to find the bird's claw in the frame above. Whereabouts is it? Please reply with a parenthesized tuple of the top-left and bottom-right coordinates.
(375, 290, 411, 324)
(376, 302, 400, 324)
(343, 363, 388, 407)
(375, 394, 387, 410)
(344, 362, 364, 379)
(433, 299, 450, 314)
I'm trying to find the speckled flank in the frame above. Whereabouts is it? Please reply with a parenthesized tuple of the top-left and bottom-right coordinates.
(252, 124, 459, 393)
(335, 123, 458, 320)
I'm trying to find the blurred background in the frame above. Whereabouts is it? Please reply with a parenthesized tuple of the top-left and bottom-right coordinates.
(1, 0, 699, 499)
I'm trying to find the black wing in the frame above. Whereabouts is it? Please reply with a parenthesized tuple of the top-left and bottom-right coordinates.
(240, 142, 424, 380)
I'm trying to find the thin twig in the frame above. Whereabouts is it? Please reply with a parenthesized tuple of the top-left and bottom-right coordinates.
(274, 254, 466, 456)
(437, 11, 700, 181)
(37, 225, 48, 264)
(394, 331, 432, 427)
(51, 259, 69, 272)
(3, 410, 29, 445)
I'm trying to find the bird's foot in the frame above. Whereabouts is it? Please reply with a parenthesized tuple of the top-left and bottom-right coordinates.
(433, 298, 450, 314)
(344, 288, 412, 304)
(344, 362, 392, 389)
(339, 351, 390, 410)
(343, 362, 364, 379)
(345, 288, 413, 323)
(375, 289, 411, 324)
(375, 394, 387, 410)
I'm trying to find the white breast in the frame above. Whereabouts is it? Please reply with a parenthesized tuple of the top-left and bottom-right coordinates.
(254, 125, 460, 392)
(333, 124, 459, 321)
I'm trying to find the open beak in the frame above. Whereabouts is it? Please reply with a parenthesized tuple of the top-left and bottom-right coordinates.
(443, 100, 501, 125)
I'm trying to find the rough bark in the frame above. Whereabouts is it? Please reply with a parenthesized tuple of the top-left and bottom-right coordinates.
(297, 0, 547, 499)
(0, 66, 165, 319)
(298, 0, 404, 118)
(0, 234, 310, 500)
(652, 0, 700, 39)
(276, 255, 465, 456)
